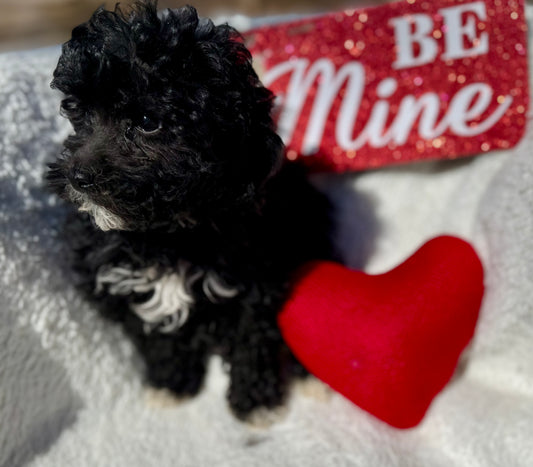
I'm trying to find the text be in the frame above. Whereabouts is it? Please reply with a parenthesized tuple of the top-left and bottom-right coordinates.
(390, 2, 489, 69)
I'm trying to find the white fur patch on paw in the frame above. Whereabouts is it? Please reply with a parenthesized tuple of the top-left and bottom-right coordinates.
(244, 405, 289, 429)
(143, 387, 187, 408)
(292, 377, 332, 402)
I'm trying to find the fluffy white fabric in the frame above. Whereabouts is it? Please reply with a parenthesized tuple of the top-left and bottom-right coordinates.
(1, 12, 533, 467)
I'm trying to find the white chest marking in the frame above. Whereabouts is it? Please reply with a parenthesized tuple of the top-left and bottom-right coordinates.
(95, 262, 239, 333)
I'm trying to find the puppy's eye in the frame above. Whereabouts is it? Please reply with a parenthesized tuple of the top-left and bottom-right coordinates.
(138, 115, 161, 134)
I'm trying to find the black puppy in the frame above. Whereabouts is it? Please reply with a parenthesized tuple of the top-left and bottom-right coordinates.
(48, 0, 333, 418)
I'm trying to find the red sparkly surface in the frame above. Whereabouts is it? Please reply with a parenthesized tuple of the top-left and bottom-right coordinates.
(246, 0, 529, 172)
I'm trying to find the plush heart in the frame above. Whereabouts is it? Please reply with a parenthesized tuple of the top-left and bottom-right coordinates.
(279, 236, 484, 428)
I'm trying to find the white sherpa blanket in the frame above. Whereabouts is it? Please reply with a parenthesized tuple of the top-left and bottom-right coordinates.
(1, 12, 533, 467)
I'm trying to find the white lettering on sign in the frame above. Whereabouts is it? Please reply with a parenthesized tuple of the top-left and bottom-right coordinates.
(440, 3, 489, 60)
(265, 58, 365, 154)
(390, 14, 439, 69)
(263, 58, 512, 154)
(391, 1, 489, 69)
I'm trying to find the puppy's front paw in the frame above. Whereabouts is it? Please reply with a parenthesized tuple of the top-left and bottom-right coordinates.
(242, 404, 289, 428)
(144, 387, 187, 408)
(292, 376, 332, 402)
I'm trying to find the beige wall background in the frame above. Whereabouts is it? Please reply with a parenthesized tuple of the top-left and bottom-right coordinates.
(0, 0, 388, 52)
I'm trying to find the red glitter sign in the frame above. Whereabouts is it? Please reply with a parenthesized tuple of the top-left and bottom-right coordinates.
(245, 0, 529, 172)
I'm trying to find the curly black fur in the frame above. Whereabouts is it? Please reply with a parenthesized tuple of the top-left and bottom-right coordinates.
(48, 0, 334, 418)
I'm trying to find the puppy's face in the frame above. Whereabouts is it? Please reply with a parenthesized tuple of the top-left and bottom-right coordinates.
(48, 1, 282, 231)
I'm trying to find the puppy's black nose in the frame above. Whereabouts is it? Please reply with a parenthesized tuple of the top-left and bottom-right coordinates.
(68, 168, 94, 191)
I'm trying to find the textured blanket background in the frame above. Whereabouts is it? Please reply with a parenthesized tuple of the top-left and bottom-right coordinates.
(1, 12, 533, 467)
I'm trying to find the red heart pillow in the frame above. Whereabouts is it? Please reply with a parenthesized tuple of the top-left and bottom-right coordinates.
(279, 236, 484, 428)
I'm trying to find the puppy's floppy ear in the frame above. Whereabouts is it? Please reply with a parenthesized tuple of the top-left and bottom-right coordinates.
(218, 28, 284, 187)
(51, 4, 134, 96)
(157, 8, 284, 187)
(240, 83, 285, 187)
